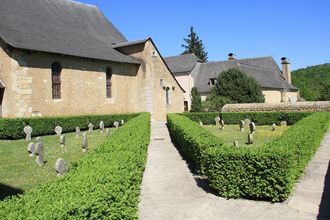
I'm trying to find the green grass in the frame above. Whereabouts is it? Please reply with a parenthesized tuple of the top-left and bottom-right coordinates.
(0, 128, 115, 193)
(205, 124, 289, 147)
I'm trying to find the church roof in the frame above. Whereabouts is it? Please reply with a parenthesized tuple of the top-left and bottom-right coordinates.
(0, 0, 139, 64)
(164, 54, 201, 74)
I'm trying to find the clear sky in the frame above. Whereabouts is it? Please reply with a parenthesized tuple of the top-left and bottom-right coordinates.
(76, 0, 329, 70)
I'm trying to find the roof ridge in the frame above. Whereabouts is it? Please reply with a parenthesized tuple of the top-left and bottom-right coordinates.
(237, 56, 274, 61)
(165, 53, 197, 59)
(67, 0, 97, 8)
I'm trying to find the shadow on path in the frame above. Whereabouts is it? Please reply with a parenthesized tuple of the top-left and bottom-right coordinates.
(0, 183, 23, 200)
(318, 161, 330, 220)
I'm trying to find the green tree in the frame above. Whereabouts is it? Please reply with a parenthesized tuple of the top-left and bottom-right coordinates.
(191, 87, 203, 112)
(212, 68, 265, 103)
(203, 93, 233, 112)
(181, 26, 208, 62)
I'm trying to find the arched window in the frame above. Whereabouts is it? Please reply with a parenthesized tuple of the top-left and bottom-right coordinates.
(51, 62, 62, 99)
(106, 67, 112, 98)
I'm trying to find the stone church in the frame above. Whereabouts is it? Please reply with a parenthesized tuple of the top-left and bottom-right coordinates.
(0, 0, 185, 120)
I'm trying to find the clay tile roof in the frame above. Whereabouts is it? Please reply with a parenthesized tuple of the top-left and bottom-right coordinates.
(0, 0, 139, 64)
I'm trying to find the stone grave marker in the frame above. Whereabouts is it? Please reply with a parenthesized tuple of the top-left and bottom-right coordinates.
(271, 123, 276, 131)
(60, 135, 65, 147)
(248, 134, 254, 145)
(55, 158, 68, 176)
(106, 128, 111, 137)
(23, 126, 33, 141)
(75, 127, 80, 137)
(234, 140, 239, 147)
(249, 122, 256, 134)
(88, 123, 94, 133)
(239, 120, 245, 132)
(27, 142, 35, 157)
(55, 126, 63, 136)
(280, 121, 287, 126)
(35, 142, 44, 166)
(220, 119, 225, 130)
(244, 119, 251, 127)
(114, 121, 119, 129)
(199, 121, 203, 126)
(82, 133, 88, 152)
(100, 121, 105, 134)
(215, 117, 221, 126)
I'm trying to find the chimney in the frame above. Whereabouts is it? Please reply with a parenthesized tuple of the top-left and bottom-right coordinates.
(228, 53, 236, 61)
(281, 57, 291, 84)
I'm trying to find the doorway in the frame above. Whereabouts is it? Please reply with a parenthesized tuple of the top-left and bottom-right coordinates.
(184, 101, 188, 111)
(0, 88, 4, 117)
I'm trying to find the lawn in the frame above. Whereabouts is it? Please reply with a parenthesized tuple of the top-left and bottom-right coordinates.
(0, 128, 115, 197)
(205, 124, 289, 147)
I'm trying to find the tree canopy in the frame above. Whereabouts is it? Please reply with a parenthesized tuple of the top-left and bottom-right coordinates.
(181, 26, 208, 62)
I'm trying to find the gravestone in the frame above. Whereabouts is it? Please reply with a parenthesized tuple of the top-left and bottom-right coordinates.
(239, 120, 245, 132)
(215, 117, 221, 126)
(75, 127, 80, 137)
(114, 121, 119, 129)
(55, 126, 63, 136)
(100, 121, 105, 134)
(27, 142, 35, 157)
(199, 121, 203, 126)
(106, 128, 111, 137)
(280, 121, 287, 126)
(23, 126, 33, 141)
(249, 122, 256, 134)
(271, 123, 276, 131)
(244, 119, 251, 127)
(88, 123, 94, 133)
(36, 137, 42, 143)
(60, 135, 65, 147)
(55, 158, 68, 176)
(121, 120, 125, 125)
(234, 140, 239, 147)
(248, 134, 254, 145)
(220, 119, 225, 130)
(82, 133, 88, 152)
(35, 142, 44, 166)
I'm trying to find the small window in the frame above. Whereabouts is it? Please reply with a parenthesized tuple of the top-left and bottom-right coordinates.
(209, 78, 217, 86)
(106, 67, 112, 98)
(52, 62, 62, 99)
(165, 87, 171, 105)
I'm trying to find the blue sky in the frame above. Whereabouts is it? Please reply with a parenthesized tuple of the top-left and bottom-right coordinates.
(76, 0, 329, 70)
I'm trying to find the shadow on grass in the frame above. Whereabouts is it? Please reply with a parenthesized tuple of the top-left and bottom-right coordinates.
(0, 183, 23, 200)
(318, 161, 330, 220)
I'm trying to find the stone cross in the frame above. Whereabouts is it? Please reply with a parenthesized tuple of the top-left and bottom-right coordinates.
(82, 133, 88, 152)
(27, 142, 35, 157)
(271, 123, 276, 131)
(23, 126, 33, 141)
(239, 120, 245, 132)
(220, 119, 225, 130)
(36, 137, 43, 143)
(60, 135, 65, 147)
(215, 117, 221, 126)
(199, 121, 203, 126)
(113, 121, 119, 129)
(234, 140, 239, 147)
(100, 121, 105, 134)
(55, 126, 63, 136)
(249, 122, 256, 134)
(88, 123, 94, 133)
(280, 121, 287, 126)
(75, 127, 80, 137)
(248, 134, 254, 145)
(55, 158, 68, 176)
(106, 128, 111, 137)
(35, 142, 44, 166)
(121, 120, 125, 125)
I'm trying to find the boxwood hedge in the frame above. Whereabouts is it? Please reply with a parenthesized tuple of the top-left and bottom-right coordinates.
(0, 113, 139, 139)
(168, 112, 330, 202)
(0, 113, 150, 219)
(181, 112, 314, 125)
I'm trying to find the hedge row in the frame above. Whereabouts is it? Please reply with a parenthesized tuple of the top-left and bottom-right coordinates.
(168, 112, 330, 202)
(0, 113, 151, 219)
(181, 112, 314, 125)
(0, 113, 139, 139)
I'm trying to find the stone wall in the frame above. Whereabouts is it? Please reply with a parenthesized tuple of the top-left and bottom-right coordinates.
(222, 101, 330, 112)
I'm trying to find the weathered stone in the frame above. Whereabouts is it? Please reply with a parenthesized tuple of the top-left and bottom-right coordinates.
(215, 116, 221, 126)
(27, 142, 35, 157)
(106, 128, 111, 137)
(234, 140, 239, 147)
(121, 120, 125, 125)
(35, 142, 44, 166)
(60, 135, 65, 147)
(55, 126, 63, 135)
(249, 122, 256, 134)
(82, 133, 88, 152)
(239, 120, 245, 132)
(114, 121, 119, 129)
(220, 119, 225, 130)
(272, 123, 276, 131)
(75, 127, 80, 137)
(280, 121, 287, 126)
(88, 123, 94, 132)
(244, 119, 251, 127)
(100, 121, 105, 133)
(55, 158, 68, 176)
(248, 134, 254, 145)
(36, 137, 42, 143)
(23, 126, 32, 141)
(199, 121, 203, 126)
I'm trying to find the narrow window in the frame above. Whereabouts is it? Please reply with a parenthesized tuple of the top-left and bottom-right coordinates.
(165, 87, 171, 105)
(106, 67, 112, 98)
(52, 62, 62, 99)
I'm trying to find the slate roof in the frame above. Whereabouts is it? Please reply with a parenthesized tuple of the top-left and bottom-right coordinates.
(164, 54, 201, 74)
(0, 0, 139, 64)
(113, 39, 149, 48)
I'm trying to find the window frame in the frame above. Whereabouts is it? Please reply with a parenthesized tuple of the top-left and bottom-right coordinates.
(51, 62, 62, 99)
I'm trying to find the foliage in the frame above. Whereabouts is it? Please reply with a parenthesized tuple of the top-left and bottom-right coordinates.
(292, 63, 330, 101)
(190, 87, 203, 112)
(202, 93, 233, 112)
(167, 112, 330, 202)
(0, 113, 139, 139)
(181, 111, 313, 125)
(212, 68, 265, 103)
(0, 113, 150, 219)
(181, 26, 208, 62)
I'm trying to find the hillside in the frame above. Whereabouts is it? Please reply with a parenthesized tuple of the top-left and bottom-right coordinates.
(292, 63, 330, 101)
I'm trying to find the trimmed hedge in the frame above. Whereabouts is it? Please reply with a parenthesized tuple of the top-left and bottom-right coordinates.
(181, 112, 314, 125)
(168, 112, 330, 202)
(0, 113, 139, 139)
(0, 113, 150, 219)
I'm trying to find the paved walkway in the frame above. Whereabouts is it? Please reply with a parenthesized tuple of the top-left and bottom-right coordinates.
(139, 121, 330, 220)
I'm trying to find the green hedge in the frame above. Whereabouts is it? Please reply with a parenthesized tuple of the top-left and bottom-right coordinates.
(181, 112, 314, 125)
(0, 113, 150, 219)
(0, 113, 139, 139)
(168, 112, 330, 202)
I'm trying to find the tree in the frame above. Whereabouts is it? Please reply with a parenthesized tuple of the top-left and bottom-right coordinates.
(190, 87, 203, 112)
(203, 93, 233, 112)
(212, 68, 265, 103)
(181, 26, 208, 62)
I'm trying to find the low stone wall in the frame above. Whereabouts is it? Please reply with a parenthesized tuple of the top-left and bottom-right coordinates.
(222, 101, 330, 112)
